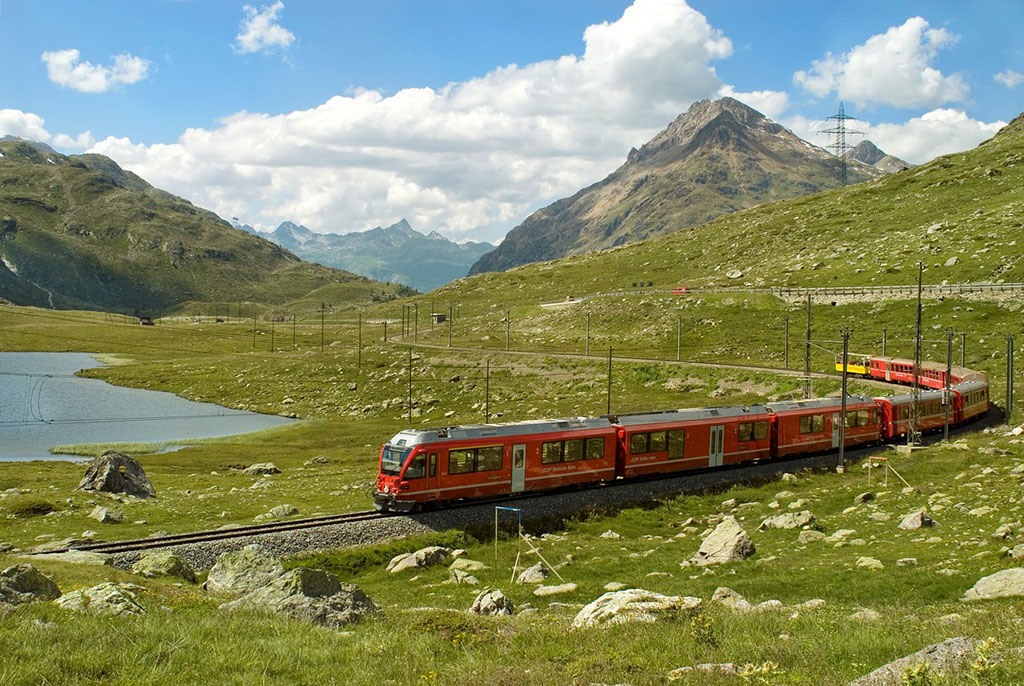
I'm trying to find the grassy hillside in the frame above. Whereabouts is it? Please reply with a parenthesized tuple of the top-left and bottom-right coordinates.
(0, 141, 395, 315)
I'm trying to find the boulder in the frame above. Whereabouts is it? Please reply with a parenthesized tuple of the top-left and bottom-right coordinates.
(857, 557, 885, 571)
(516, 563, 550, 585)
(449, 558, 488, 573)
(850, 609, 882, 621)
(534, 583, 577, 597)
(387, 546, 454, 573)
(759, 511, 815, 530)
(470, 589, 514, 616)
(55, 582, 143, 616)
(243, 463, 281, 475)
(709, 586, 753, 613)
(205, 545, 285, 596)
(132, 550, 197, 583)
(798, 530, 826, 544)
(448, 569, 479, 586)
(76, 450, 156, 499)
(854, 492, 876, 504)
(898, 510, 935, 530)
(725, 269, 743, 279)
(599, 530, 621, 539)
(963, 568, 1024, 601)
(849, 637, 979, 685)
(88, 506, 123, 524)
(688, 516, 755, 566)
(0, 564, 61, 606)
(603, 582, 626, 592)
(304, 456, 330, 465)
(572, 588, 700, 629)
(254, 504, 299, 521)
(221, 568, 377, 628)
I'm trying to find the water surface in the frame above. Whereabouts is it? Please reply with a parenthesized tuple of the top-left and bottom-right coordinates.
(0, 352, 293, 461)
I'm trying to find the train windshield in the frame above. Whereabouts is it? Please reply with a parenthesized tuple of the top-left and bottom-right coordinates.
(381, 446, 410, 476)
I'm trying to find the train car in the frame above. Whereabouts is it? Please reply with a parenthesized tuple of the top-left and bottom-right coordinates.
(834, 357, 872, 377)
(374, 418, 618, 512)
(766, 396, 880, 457)
(865, 356, 958, 390)
(874, 390, 949, 440)
(954, 379, 989, 424)
(612, 406, 772, 479)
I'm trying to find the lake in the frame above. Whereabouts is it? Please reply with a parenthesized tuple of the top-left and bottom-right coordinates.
(0, 352, 294, 461)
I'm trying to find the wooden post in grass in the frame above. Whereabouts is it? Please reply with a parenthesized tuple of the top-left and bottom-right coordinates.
(357, 312, 362, 373)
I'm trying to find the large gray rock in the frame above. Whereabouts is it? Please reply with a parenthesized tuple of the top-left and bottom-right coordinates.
(688, 516, 755, 566)
(387, 546, 454, 573)
(849, 637, 978, 685)
(0, 564, 61, 605)
(470, 589, 514, 616)
(572, 588, 701, 629)
(534, 583, 577, 597)
(243, 462, 281, 475)
(254, 504, 299, 521)
(709, 586, 753, 613)
(55, 582, 144, 616)
(76, 450, 156, 499)
(132, 550, 197, 583)
(898, 509, 935, 530)
(88, 506, 123, 524)
(759, 511, 815, 530)
(221, 567, 378, 628)
(205, 545, 285, 596)
(516, 562, 551, 584)
(963, 567, 1024, 601)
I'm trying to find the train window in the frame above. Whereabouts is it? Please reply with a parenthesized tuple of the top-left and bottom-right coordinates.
(429, 454, 437, 478)
(564, 439, 584, 462)
(586, 437, 605, 460)
(799, 416, 811, 434)
(753, 421, 768, 440)
(448, 449, 474, 475)
(477, 446, 503, 472)
(738, 422, 753, 442)
(649, 431, 667, 452)
(857, 410, 870, 426)
(629, 433, 648, 454)
(668, 429, 685, 458)
(845, 411, 856, 428)
(812, 414, 824, 432)
(405, 454, 425, 479)
(541, 441, 562, 464)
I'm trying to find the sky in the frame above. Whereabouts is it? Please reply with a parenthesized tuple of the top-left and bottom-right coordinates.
(1, 0, 1021, 244)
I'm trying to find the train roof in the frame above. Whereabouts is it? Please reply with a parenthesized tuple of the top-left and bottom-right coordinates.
(870, 356, 975, 378)
(388, 416, 613, 446)
(879, 390, 945, 405)
(612, 405, 769, 427)
(765, 396, 875, 413)
(953, 379, 988, 393)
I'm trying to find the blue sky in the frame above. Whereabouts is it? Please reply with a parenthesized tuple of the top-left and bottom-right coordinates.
(2, 1, 1021, 243)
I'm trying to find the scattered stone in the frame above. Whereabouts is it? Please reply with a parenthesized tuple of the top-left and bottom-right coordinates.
(868, 512, 892, 522)
(470, 589, 514, 616)
(756, 599, 784, 612)
(599, 530, 621, 539)
(687, 516, 755, 566)
(781, 473, 798, 483)
(304, 455, 330, 465)
(849, 637, 979, 686)
(669, 663, 741, 678)
(205, 545, 285, 595)
(1008, 544, 1024, 559)
(603, 582, 626, 592)
(387, 546, 454, 574)
(55, 582, 143, 616)
(759, 511, 814, 530)
(710, 586, 752, 613)
(825, 529, 856, 543)
(221, 567, 378, 628)
(849, 609, 882, 621)
(132, 550, 197, 583)
(798, 530, 826, 544)
(969, 506, 996, 517)
(88, 506, 123, 524)
(447, 569, 478, 586)
(534, 583, 577, 597)
(963, 568, 1024, 601)
(243, 462, 281, 475)
(516, 562, 550, 584)
(76, 450, 156, 499)
(897, 558, 918, 567)
(898, 510, 935, 530)
(572, 588, 701, 629)
(249, 477, 273, 490)
(774, 490, 795, 500)
(449, 558, 488, 573)
(857, 557, 884, 571)
(254, 504, 299, 521)
(855, 492, 876, 504)
(39, 551, 112, 567)
(721, 498, 738, 509)
(725, 269, 743, 279)
(793, 599, 826, 611)
(992, 523, 1014, 539)
(0, 564, 61, 606)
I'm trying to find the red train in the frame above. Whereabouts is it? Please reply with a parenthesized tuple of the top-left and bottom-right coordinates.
(374, 355, 989, 512)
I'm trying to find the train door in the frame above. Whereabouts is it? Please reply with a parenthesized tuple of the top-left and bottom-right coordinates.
(708, 425, 724, 467)
(511, 444, 526, 493)
(831, 413, 840, 448)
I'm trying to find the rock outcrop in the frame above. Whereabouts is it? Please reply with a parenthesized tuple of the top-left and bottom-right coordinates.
(572, 588, 701, 629)
(205, 545, 285, 595)
(687, 516, 755, 566)
(77, 450, 156, 499)
(0, 564, 61, 607)
(470, 589, 514, 616)
(387, 546, 455, 574)
(55, 582, 144, 616)
(849, 637, 978, 685)
(963, 568, 1024, 601)
(132, 551, 197, 583)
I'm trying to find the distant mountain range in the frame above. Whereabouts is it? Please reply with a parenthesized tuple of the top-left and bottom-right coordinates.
(0, 138, 396, 314)
(848, 140, 910, 174)
(239, 219, 494, 293)
(470, 97, 893, 275)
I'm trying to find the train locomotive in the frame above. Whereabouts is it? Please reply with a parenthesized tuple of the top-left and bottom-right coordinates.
(374, 354, 989, 512)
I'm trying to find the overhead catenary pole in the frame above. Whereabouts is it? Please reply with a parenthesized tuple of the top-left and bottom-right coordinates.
(839, 328, 850, 468)
(606, 346, 614, 415)
(784, 316, 789, 370)
(357, 312, 362, 373)
(909, 261, 924, 445)
(320, 302, 325, 353)
(485, 359, 490, 423)
(270, 319, 275, 352)
(961, 331, 967, 367)
(292, 314, 296, 349)
(408, 345, 413, 425)
(384, 320, 388, 342)
(414, 303, 418, 343)
(803, 293, 812, 399)
(585, 312, 591, 357)
(1008, 335, 1016, 425)
(252, 307, 257, 348)
(882, 327, 887, 357)
(505, 311, 510, 352)
(944, 328, 953, 441)
(448, 304, 453, 348)
(676, 316, 681, 362)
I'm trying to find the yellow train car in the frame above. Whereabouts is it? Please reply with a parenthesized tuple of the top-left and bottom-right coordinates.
(835, 359, 870, 376)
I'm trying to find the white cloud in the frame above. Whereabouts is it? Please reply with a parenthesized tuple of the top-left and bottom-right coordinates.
(794, 17, 967, 108)
(995, 69, 1023, 88)
(90, 0, 733, 241)
(716, 85, 789, 120)
(234, 2, 295, 55)
(52, 131, 96, 150)
(41, 49, 150, 93)
(0, 109, 52, 141)
(782, 108, 1004, 165)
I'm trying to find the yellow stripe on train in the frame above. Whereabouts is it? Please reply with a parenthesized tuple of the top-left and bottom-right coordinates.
(836, 363, 869, 375)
